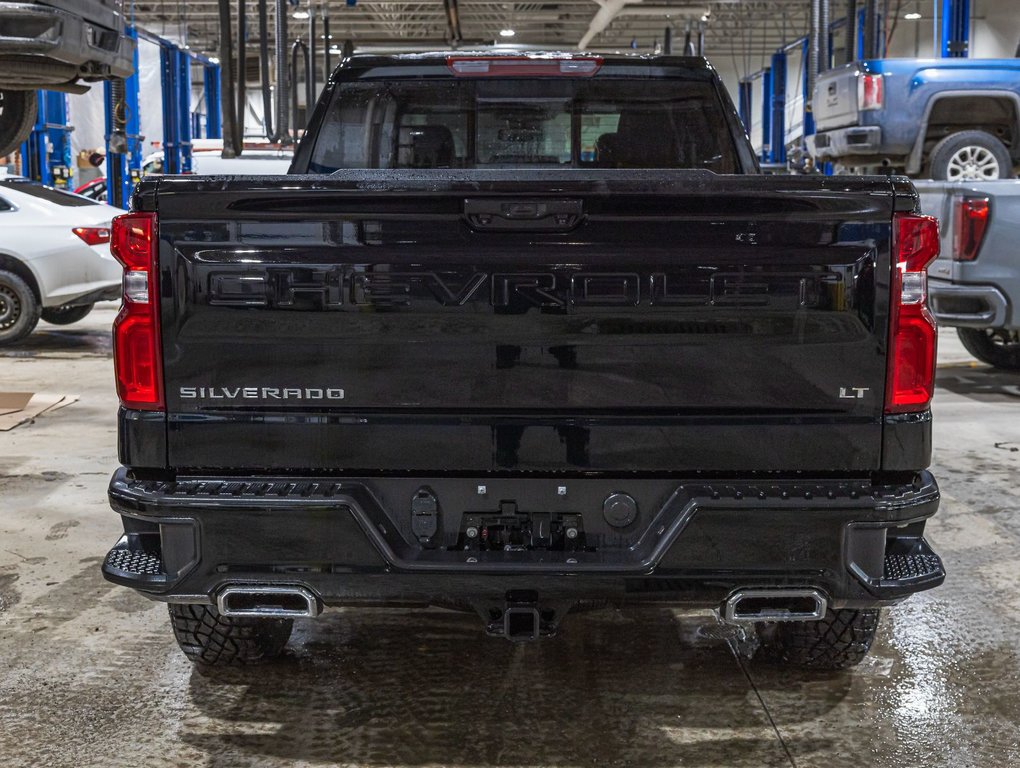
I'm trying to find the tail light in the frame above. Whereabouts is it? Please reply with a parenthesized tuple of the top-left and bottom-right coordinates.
(886, 213, 939, 414)
(72, 225, 111, 246)
(952, 197, 990, 261)
(858, 73, 884, 110)
(110, 212, 163, 410)
(446, 56, 602, 77)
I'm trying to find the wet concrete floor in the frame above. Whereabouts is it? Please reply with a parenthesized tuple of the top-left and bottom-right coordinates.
(1, 305, 1019, 767)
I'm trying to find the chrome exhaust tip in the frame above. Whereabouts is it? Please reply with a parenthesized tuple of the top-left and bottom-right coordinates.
(216, 585, 321, 618)
(722, 588, 827, 622)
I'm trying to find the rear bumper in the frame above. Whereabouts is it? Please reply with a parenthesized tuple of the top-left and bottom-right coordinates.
(928, 279, 1011, 329)
(103, 468, 945, 611)
(813, 125, 883, 158)
(0, 2, 133, 83)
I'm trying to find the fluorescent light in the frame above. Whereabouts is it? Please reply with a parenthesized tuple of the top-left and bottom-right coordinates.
(499, 28, 515, 38)
(904, 11, 921, 19)
(208, 56, 220, 64)
(293, 9, 310, 19)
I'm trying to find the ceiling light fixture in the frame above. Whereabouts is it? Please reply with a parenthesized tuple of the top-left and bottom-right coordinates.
(499, 28, 515, 37)
(904, 11, 922, 19)
(293, 9, 310, 19)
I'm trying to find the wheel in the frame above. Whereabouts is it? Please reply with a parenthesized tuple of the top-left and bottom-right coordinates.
(957, 327, 1020, 370)
(755, 608, 880, 669)
(41, 303, 94, 326)
(168, 603, 293, 666)
(928, 130, 1013, 181)
(0, 90, 37, 158)
(0, 269, 41, 345)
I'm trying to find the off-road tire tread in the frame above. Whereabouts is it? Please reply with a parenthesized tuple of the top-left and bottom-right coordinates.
(168, 603, 293, 666)
(957, 328, 1020, 370)
(771, 608, 880, 669)
(0, 90, 38, 158)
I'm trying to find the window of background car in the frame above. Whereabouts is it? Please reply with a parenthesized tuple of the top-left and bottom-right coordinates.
(0, 179, 98, 207)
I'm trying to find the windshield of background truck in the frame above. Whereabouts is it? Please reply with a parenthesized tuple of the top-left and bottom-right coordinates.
(308, 78, 740, 172)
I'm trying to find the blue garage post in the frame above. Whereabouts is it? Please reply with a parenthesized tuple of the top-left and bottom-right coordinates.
(941, 0, 969, 57)
(801, 38, 814, 139)
(20, 90, 72, 186)
(769, 50, 787, 165)
(159, 43, 192, 174)
(761, 68, 772, 163)
(104, 25, 142, 209)
(738, 79, 753, 134)
(204, 62, 222, 139)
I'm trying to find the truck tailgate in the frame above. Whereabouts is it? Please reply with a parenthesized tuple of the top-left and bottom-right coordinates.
(814, 64, 860, 131)
(150, 171, 901, 473)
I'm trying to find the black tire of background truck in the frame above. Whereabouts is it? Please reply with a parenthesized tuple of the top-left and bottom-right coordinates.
(755, 608, 880, 669)
(0, 90, 38, 158)
(957, 328, 1020, 370)
(0, 270, 41, 345)
(928, 130, 1013, 181)
(41, 303, 94, 325)
(168, 604, 294, 666)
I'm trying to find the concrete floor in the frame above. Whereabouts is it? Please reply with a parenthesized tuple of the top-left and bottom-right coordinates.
(1, 303, 1019, 768)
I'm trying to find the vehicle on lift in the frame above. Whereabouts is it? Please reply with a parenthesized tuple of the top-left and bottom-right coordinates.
(917, 179, 1020, 369)
(0, 173, 121, 343)
(0, 0, 134, 157)
(102, 53, 945, 670)
(811, 58, 1020, 180)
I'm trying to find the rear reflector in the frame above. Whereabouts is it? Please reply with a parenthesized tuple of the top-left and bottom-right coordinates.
(953, 197, 990, 262)
(447, 56, 602, 77)
(886, 214, 939, 414)
(72, 225, 111, 246)
(858, 73, 884, 110)
(110, 212, 163, 411)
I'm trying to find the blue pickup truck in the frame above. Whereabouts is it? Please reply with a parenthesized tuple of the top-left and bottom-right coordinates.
(811, 58, 1020, 180)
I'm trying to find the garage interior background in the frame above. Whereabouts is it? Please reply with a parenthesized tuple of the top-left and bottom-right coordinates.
(2, 0, 1020, 196)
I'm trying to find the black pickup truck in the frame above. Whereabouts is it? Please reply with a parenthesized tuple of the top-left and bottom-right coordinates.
(101, 53, 945, 670)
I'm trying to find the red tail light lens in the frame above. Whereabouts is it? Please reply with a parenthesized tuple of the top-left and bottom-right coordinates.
(953, 197, 990, 261)
(858, 73, 884, 110)
(886, 214, 939, 414)
(446, 56, 602, 77)
(110, 212, 163, 411)
(72, 225, 111, 246)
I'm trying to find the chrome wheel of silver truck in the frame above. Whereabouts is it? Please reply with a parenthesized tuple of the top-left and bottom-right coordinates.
(930, 131, 1013, 181)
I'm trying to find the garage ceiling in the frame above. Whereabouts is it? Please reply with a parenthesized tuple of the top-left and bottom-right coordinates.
(129, 0, 817, 61)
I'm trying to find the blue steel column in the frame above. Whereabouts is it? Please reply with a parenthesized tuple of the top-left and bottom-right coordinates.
(21, 91, 72, 186)
(204, 63, 222, 139)
(104, 26, 141, 209)
(738, 80, 753, 134)
(769, 51, 787, 165)
(941, 0, 969, 57)
(177, 50, 192, 172)
(160, 44, 180, 173)
(761, 68, 772, 163)
(802, 38, 814, 138)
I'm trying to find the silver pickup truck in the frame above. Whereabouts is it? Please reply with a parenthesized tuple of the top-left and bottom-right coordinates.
(918, 180, 1020, 370)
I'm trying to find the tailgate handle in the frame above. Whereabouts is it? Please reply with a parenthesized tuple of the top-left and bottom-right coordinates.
(464, 198, 584, 231)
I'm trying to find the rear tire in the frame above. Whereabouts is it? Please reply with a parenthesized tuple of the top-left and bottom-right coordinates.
(41, 303, 94, 325)
(0, 90, 37, 158)
(168, 603, 293, 666)
(0, 269, 41, 345)
(957, 328, 1020, 370)
(755, 608, 880, 669)
(928, 130, 1013, 181)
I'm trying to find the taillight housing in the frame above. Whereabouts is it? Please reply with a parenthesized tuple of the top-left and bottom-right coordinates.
(110, 212, 163, 410)
(953, 197, 990, 261)
(886, 213, 939, 414)
(72, 225, 111, 246)
(858, 73, 884, 111)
